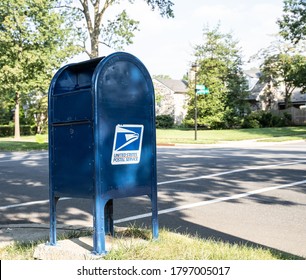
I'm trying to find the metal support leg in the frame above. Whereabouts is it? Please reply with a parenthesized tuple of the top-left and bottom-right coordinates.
(49, 196, 59, 246)
(93, 196, 107, 255)
(150, 193, 159, 240)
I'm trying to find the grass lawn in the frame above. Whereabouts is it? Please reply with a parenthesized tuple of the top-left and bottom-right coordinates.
(0, 228, 301, 260)
(0, 134, 48, 151)
(156, 126, 306, 144)
(0, 127, 306, 151)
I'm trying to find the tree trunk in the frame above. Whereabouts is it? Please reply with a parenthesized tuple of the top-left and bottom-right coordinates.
(284, 95, 290, 109)
(90, 33, 99, 58)
(14, 92, 20, 140)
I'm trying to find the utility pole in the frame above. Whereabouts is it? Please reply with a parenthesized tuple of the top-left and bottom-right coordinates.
(192, 62, 198, 141)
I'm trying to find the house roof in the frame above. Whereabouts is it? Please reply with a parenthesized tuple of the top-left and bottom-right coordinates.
(279, 88, 306, 104)
(154, 78, 188, 93)
(244, 68, 261, 79)
(246, 81, 266, 100)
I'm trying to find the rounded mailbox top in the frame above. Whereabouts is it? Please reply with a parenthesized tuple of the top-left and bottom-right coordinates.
(93, 52, 154, 107)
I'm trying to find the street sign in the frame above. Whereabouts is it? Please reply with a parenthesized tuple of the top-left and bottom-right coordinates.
(197, 89, 209, 95)
(196, 84, 209, 94)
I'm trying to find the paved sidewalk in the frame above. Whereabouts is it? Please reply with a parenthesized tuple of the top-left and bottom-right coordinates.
(0, 223, 91, 248)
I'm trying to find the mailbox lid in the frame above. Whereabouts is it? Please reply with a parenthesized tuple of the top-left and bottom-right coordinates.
(93, 52, 157, 198)
(49, 57, 104, 124)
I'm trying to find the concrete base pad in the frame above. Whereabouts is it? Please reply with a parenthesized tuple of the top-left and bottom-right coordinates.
(34, 235, 147, 260)
(34, 236, 108, 260)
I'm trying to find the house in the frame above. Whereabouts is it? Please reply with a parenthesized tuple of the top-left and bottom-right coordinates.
(278, 88, 306, 110)
(245, 68, 306, 110)
(153, 78, 189, 125)
(245, 68, 280, 111)
(245, 68, 306, 124)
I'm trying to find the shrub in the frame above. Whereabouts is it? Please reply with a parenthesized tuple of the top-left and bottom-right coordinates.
(156, 115, 174, 128)
(242, 111, 292, 128)
(0, 125, 36, 137)
(0, 125, 14, 137)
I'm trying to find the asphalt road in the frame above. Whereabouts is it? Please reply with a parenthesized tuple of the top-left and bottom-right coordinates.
(1, 140, 306, 257)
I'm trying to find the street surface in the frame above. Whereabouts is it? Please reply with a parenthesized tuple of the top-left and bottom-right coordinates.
(1, 140, 306, 257)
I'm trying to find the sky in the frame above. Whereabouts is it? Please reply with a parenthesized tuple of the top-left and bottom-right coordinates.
(71, 0, 285, 79)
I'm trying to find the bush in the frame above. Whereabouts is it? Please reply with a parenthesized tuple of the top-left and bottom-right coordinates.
(0, 125, 14, 137)
(241, 117, 261, 129)
(156, 115, 174, 128)
(242, 111, 292, 128)
(0, 125, 36, 137)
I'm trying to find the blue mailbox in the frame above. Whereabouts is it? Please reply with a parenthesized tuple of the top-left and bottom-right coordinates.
(48, 52, 158, 255)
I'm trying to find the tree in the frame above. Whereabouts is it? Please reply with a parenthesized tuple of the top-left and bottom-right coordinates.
(278, 0, 306, 43)
(260, 53, 306, 108)
(59, 0, 174, 58)
(186, 25, 249, 129)
(253, 38, 306, 109)
(0, 0, 80, 138)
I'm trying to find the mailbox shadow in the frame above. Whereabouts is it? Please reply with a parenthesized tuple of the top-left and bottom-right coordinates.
(71, 238, 93, 252)
(115, 208, 304, 260)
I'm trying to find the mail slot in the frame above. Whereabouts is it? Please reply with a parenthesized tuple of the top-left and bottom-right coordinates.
(48, 52, 158, 255)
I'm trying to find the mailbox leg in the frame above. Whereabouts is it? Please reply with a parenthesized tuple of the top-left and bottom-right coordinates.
(93, 196, 107, 255)
(150, 193, 159, 240)
(49, 196, 59, 246)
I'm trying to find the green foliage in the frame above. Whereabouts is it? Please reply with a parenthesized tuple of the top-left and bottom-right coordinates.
(0, 0, 80, 94)
(144, 0, 175, 18)
(185, 24, 249, 129)
(0, 102, 13, 124)
(64, 0, 174, 57)
(25, 91, 48, 134)
(0, 125, 35, 137)
(242, 111, 292, 129)
(0, 125, 13, 137)
(100, 9, 140, 50)
(260, 52, 306, 108)
(0, 0, 81, 137)
(278, 0, 306, 43)
(156, 114, 174, 128)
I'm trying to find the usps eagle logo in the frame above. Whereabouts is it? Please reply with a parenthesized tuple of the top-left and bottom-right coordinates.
(111, 124, 144, 165)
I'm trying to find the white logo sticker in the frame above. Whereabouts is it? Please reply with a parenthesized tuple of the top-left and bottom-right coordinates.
(111, 124, 144, 165)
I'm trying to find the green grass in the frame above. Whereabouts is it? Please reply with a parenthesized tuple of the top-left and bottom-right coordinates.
(0, 228, 301, 260)
(104, 228, 301, 260)
(0, 135, 48, 151)
(0, 241, 38, 260)
(156, 126, 306, 144)
(1, 127, 305, 151)
(0, 141, 48, 151)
